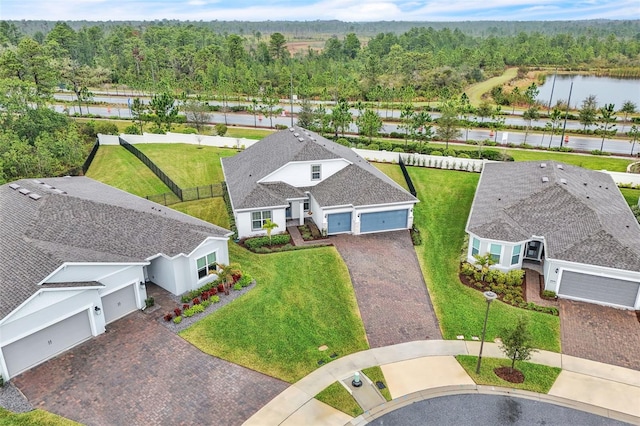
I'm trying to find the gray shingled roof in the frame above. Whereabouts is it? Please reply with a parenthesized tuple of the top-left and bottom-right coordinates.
(222, 126, 417, 210)
(0, 177, 232, 319)
(466, 161, 640, 272)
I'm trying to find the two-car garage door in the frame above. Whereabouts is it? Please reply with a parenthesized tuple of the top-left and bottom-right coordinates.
(2, 310, 93, 378)
(360, 209, 409, 233)
(558, 271, 640, 308)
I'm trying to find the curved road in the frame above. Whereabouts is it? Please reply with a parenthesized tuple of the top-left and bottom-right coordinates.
(369, 393, 628, 425)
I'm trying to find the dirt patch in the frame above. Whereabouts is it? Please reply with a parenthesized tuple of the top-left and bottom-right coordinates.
(494, 366, 525, 383)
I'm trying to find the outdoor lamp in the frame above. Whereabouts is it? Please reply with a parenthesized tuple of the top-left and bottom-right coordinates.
(475, 291, 498, 374)
(94, 306, 102, 315)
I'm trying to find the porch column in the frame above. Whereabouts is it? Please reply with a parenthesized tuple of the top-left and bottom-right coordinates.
(298, 201, 304, 225)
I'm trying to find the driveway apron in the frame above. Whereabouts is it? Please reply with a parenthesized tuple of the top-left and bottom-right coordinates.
(559, 299, 640, 371)
(332, 230, 442, 348)
(12, 311, 288, 426)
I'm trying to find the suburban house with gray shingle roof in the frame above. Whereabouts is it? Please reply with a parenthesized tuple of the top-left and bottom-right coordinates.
(465, 161, 640, 310)
(0, 177, 232, 380)
(222, 126, 418, 239)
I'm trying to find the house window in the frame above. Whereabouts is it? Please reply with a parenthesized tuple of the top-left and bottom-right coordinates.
(303, 200, 310, 211)
(490, 244, 501, 264)
(311, 164, 321, 180)
(251, 210, 272, 231)
(511, 244, 522, 265)
(471, 237, 480, 256)
(196, 252, 217, 279)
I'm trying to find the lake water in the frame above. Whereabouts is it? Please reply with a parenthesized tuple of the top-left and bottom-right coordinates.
(537, 75, 640, 110)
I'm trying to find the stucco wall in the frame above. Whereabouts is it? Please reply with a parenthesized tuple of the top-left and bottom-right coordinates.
(260, 159, 348, 187)
(466, 233, 528, 272)
(236, 208, 287, 239)
(147, 255, 179, 294)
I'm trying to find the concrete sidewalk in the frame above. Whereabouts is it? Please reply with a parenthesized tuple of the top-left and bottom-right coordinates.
(243, 340, 640, 425)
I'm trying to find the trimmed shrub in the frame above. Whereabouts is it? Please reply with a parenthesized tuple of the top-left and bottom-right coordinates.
(244, 234, 291, 250)
(367, 143, 380, 151)
(430, 150, 443, 156)
(392, 147, 404, 153)
(211, 295, 220, 303)
(173, 316, 183, 324)
(336, 138, 351, 147)
(163, 313, 173, 322)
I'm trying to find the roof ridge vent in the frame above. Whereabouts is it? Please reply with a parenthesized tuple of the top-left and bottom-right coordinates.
(541, 176, 549, 183)
(43, 184, 53, 189)
(33, 179, 42, 184)
(18, 188, 31, 195)
(560, 178, 567, 184)
(557, 164, 564, 170)
(293, 132, 300, 137)
(9, 183, 20, 190)
(298, 137, 305, 142)
(289, 127, 295, 131)
(28, 193, 42, 200)
(540, 163, 547, 168)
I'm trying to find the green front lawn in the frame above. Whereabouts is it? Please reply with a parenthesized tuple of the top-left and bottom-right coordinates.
(456, 355, 562, 394)
(136, 144, 236, 187)
(170, 198, 230, 229)
(408, 167, 560, 352)
(180, 243, 368, 383)
(315, 382, 363, 417)
(620, 187, 640, 207)
(86, 145, 170, 197)
(0, 408, 79, 426)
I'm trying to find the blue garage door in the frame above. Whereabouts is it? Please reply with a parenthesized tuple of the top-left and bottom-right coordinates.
(327, 212, 352, 234)
(360, 209, 409, 233)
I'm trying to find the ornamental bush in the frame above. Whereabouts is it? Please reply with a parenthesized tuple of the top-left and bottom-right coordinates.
(244, 234, 291, 250)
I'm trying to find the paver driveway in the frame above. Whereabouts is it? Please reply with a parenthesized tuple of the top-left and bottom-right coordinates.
(332, 230, 442, 348)
(560, 299, 640, 371)
(13, 311, 288, 426)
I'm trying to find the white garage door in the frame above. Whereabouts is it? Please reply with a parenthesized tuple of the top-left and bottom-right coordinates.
(559, 271, 640, 308)
(2, 310, 92, 378)
(102, 284, 138, 324)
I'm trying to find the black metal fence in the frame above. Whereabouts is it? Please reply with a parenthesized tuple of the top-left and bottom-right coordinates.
(81, 139, 100, 175)
(398, 155, 417, 197)
(147, 183, 223, 206)
(119, 137, 183, 201)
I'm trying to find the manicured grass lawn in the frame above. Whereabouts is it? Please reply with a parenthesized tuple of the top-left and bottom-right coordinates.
(180, 243, 369, 383)
(136, 144, 236, 187)
(408, 167, 561, 352)
(0, 408, 79, 426)
(456, 355, 562, 394)
(362, 366, 392, 401)
(226, 127, 274, 140)
(373, 162, 410, 191)
(315, 382, 363, 417)
(171, 198, 230, 229)
(620, 187, 640, 207)
(86, 145, 170, 197)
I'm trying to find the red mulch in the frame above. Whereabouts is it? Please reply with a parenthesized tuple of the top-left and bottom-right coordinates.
(494, 366, 525, 383)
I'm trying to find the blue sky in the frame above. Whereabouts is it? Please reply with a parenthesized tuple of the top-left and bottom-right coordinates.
(1, 0, 638, 21)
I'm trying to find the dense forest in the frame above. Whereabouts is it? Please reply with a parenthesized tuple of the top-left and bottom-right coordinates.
(0, 19, 639, 184)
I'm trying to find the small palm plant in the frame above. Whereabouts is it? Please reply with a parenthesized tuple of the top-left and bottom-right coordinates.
(214, 262, 242, 295)
(473, 252, 496, 282)
(262, 218, 279, 245)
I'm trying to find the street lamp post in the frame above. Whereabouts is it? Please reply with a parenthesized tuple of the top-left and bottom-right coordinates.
(475, 290, 498, 374)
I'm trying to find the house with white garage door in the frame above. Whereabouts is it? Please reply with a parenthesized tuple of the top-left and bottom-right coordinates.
(222, 126, 418, 239)
(0, 177, 232, 380)
(465, 161, 640, 310)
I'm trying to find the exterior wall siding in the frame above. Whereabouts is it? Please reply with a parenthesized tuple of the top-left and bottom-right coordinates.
(466, 233, 528, 272)
(260, 159, 349, 187)
(236, 208, 287, 239)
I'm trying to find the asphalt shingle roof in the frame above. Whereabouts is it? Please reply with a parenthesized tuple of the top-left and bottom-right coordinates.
(222, 126, 417, 210)
(0, 177, 232, 319)
(467, 161, 640, 272)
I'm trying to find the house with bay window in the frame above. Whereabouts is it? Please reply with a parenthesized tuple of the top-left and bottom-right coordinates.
(0, 177, 232, 380)
(221, 126, 418, 239)
(465, 161, 640, 310)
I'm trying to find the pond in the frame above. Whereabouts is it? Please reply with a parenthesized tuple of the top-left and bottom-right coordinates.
(537, 74, 639, 110)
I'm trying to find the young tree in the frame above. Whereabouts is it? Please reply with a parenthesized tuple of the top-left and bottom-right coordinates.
(522, 106, 540, 144)
(436, 100, 461, 150)
(473, 253, 495, 282)
(628, 124, 639, 156)
(458, 93, 474, 142)
(547, 107, 563, 148)
(269, 33, 288, 61)
(297, 98, 316, 129)
(598, 103, 617, 152)
(499, 316, 537, 373)
(524, 83, 539, 108)
(214, 262, 242, 295)
(413, 110, 434, 145)
(578, 95, 598, 131)
(130, 97, 147, 134)
(398, 103, 414, 147)
(261, 87, 280, 129)
(148, 92, 179, 132)
(183, 99, 209, 133)
(331, 98, 351, 137)
(356, 108, 383, 143)
(476, 101, 492, 123)
(489, 105, 506, 143)
(262, 218, 279, 246)
(619, 100, 637, 133)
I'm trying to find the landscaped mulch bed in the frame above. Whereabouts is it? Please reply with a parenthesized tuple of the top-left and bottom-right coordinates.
(494, 367, 525, 383)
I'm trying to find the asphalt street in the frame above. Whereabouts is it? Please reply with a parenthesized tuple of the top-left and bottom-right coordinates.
(368, 394, 629, 426)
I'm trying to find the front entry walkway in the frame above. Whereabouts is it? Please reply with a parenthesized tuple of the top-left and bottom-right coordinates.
(332, 230, 441, 348)
(13, 310, 288, 426)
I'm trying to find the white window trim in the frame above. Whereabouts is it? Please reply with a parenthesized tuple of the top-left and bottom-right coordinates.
(196, 251, 217, 280)
(490, 243, 502, 264)
(511, 244, 521, 265)
(311, 164, 321, 181)
(471, 237, 480, 256)
(251, 210, 272, 231)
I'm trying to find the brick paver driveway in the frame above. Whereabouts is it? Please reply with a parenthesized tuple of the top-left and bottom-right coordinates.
(332, 230, 441, 348)
(560, 299, 640, 371)
(13, 311, 288, 426)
